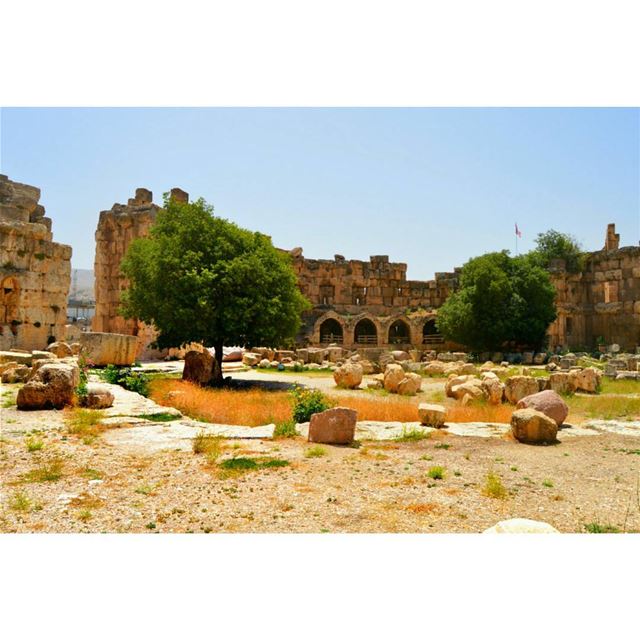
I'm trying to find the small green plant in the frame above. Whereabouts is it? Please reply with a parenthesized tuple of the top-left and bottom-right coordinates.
(273, 419, 297, 438)
(510, 466, 518, 471)
(453, 470, 462, 476)
(136, 412, 180, 422)
(305, 445, 328, 458)
(134, 484, 156, 496)
(434, 443, 451, 450)
(77, 510, 92, 522)
(34, 252, 46, 260)
(483, 471, 507, 499)
(9, 491, 32, 511)
(75, 353, 91, 402)
(395, 427, 431, 442)
(542, 479, 554, 488)
(218, 456, 289, 475)
(420, 454, 433, 461)
(584, 522, 621, 534)
(100, 365, 150, 397)
(66, 408, 104, 442)
(427, 466, 446, 480)
(145, 522, 157, 530)
(290, 386, 331, 423)
(81, 467, 103, 480)
(25, 436, 44, 452)
(192, 432, 223, 464)
(22, 458, 64, 483)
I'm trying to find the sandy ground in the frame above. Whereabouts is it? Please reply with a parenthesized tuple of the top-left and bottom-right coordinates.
(2, 367, 640, 534)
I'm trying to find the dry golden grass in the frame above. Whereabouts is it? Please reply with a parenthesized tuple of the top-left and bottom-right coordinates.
(150, 379, 293, 426)
(405, 502, 439, 514)
(445, 403, 513, 423)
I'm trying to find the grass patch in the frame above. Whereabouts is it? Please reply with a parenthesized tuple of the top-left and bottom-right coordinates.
(65, 408, 105, 442)
(395, 427, 431, 442)
(21, 458, 64, 483)
(273, 419, 297, 438)
(9, 491, 32, 511)
(135, 412, 180, 422)
(434, 442, 451, 450)
(566, 394, 640, 421)
(584, 522, 621, 533)
(25, 436, 44, 452)
(218, 456, 290, 476)
(483, 471, 507, 499)
(192, 432, 224, 465)
(600, 378, 640, 395)
(304, 445, 328, 458)
(427, 466, 446, 480)
(80, 467, 103, 480)
(542, 479, 554, 488)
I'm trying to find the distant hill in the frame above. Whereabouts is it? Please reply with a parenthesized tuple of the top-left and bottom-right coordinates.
(69, 268, 94, 301)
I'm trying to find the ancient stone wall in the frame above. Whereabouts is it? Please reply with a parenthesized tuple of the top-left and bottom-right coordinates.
(0, 175, 72, 351)
(547, 224, 640, 351)
(92, 187, 187, 359)
(289, 249, 461, 350)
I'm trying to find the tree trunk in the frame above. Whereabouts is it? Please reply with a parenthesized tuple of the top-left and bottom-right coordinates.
(212, 341, 224, 387)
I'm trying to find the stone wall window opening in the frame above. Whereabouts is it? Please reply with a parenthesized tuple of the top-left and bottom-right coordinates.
(352, 285, 366, 306)
(320, 284, 335, 306)
(388, 319, 410, 345)
(319, 318, 343, 344)
(354, 318, 378, 345)
(1, 276, 20, 324)
(422, 318, 444, 345)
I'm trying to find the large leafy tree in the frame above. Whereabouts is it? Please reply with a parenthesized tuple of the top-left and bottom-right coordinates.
(120, 195, 310, 385)
(436, 251, 556, 351)
(531, 229, 584, 273)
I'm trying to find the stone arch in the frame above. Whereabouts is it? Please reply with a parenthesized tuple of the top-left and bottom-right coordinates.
(388, 318, 411, 345)
(422, 316, 444, 345)
(318, 317, 344, 344)
(354, 317, 378, 345)
(0, 276, 20, 324)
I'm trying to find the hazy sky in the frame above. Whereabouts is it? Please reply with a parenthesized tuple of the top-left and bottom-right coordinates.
(1, 107, 638, 277)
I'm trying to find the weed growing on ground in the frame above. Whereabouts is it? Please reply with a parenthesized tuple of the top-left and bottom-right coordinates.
(434, 443, 451, 450)
(77, 510, 93, 522)
(584, 522, 621, 533)
(21, 458, 64, 483)
(483, 471, 507, 499)
(273, 419, 297, 438)
(305, 445, 328, 458)
(80, 467, 103, 480)
(65, 408, 105, 443)
(395, 427, 431, 442)
(192, 432, 224, 465)
(542, 479, 554, 488)
(9, 491, 32, 511)
(25, 436, 44, 452)
(291, 386, 332, 423)
(427, 466, 446, 480)
(136, 412, 179, 422)
(135, 484, 156, 496)
(218, 456, 290, 477)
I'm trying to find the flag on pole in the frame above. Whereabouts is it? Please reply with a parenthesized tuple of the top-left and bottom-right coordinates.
(515, 223, 522, 238)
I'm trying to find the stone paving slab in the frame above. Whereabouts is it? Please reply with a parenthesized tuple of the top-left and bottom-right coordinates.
(584, 419, 640, 437)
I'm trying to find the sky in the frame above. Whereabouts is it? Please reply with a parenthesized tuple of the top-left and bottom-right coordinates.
(1, 107, 638, 277)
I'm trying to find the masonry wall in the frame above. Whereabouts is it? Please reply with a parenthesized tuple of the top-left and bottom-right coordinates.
(0, 175, 72, 351)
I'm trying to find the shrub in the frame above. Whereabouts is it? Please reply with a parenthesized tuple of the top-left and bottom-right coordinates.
(427, 466, 446, 480)
(9, 491, 32, 511)
(305, 445, 328, 458)
(290, 386, 331, 423)
(100, 365, 150, 397)
(483, 471, 507, 498)
(25, 436, 44, 452)
(274, 419, 297, 438)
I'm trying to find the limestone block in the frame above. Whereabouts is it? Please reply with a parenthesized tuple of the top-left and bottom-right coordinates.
(78, 332, 138, 366)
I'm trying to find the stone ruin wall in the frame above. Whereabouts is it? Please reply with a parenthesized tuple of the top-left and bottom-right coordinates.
(289, 249, 462, 352)
(547, 224, 640, 352)
(0, 175, 72, 351)
(92, 187, 188, 359)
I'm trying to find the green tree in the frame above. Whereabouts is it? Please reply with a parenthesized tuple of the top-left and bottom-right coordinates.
(436, 251, 556, 351)
(120, 195, 310, 385)
(531, 229, 584, 273)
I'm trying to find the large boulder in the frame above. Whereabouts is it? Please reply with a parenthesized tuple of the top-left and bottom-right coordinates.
(483, 518, 559, 534)
(418, 403, 446, 427)
(242, 352, 261, 367)
(17, 362, 80, 410)
(445, 374, 475, 398)
(391, 350, 411, 362)
(504, 375, 540, 404)
(182, 349, 214, 385)
(569, 367, 602, 393)
(47, 341, 73, 358)
(333, 362, 364, 389)
(482, 376, 505, 405)
(308, 407, 357, 445)
(547, 371, 576, 395)
(397, 372, 422, 396)
(78, 332, 137, 366)
(82, 384, 115, 409)
(1, 364, 30, 383)
(516, 390, 569, 426)
(384, 364, 406, 392)
(423, 361, 447, 376)
(510, 408, 558, 444)
(0, 351, 32, 366)
(454, 381, 486, 403)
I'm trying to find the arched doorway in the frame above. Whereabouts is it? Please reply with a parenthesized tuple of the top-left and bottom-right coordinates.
(422, 318, 443, 344)
(354, 318, 377, 345)
(319, 318, 343, 344)
(388, 319, 410, 345)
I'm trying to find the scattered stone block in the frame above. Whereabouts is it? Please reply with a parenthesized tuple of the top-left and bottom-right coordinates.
(504, 375, 540, 404)
(418, 403, 446, 427)
(308, 407, 357, 444)
(182, 349, 214, 385)
(516, 389, 569, 426)
(483, 518, 559, 533)
(333, 362, 363, 389)
(511, 408, 558, 444)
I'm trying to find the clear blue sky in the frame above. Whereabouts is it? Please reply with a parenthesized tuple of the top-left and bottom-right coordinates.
(1, 108, 638, 276)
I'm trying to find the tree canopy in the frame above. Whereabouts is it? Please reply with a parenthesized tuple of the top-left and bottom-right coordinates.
(120, 194, 310, 384)
(530, 229, 584, 273)
(435, 251, 556, 351)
